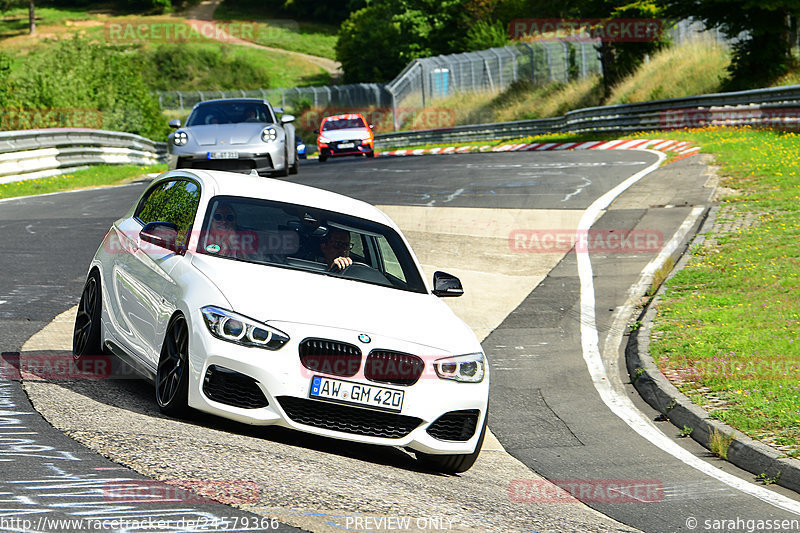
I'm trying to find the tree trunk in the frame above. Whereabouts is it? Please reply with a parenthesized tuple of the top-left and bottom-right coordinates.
(29, 0, 35, 35)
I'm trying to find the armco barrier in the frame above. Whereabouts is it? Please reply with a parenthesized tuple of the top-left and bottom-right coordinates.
(2, 84, 799, 183)
(0, 129, 167, 184)
(374, 84, 800, 148)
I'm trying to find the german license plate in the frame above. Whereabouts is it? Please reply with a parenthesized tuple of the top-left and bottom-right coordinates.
(309, 376, 404, 412)
(337, 142, 355, 149)
(207, 151, 239, 159)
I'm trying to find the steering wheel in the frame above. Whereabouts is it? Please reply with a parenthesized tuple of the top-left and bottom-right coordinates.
(328, 261, 369, 274)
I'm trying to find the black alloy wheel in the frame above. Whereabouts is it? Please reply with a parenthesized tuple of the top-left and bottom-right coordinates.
(73, 270, 102, 359)
(156, 315, 190, 415)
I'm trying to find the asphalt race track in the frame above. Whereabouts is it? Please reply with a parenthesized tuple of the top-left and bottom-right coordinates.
(1, 150, 799, 532)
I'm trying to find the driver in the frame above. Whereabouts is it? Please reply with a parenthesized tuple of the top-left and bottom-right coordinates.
(319, 228, 353, 271)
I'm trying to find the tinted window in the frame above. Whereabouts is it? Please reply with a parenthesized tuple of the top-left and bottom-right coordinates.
(135, 180, 201, 246)
(322, 117, 366, 131)
(186, 102, 275, 126)
(197, 196, 426, 293)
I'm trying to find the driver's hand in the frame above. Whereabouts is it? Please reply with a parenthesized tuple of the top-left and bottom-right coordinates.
(330, 256, 352, 271)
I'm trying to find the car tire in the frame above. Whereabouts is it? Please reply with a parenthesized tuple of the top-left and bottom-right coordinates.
(73, 269, 102, 359)
(275, 146, 290, 177)
(366, 150, 375, 158)
(318, 153, 327, 163)
(415, 414, 487, 474)
(289, 151, 299, 175)
(156, 314, 190, 416)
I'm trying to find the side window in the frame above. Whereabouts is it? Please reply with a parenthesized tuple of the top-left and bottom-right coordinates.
(135, 180, 201, 247)
(376, 236, 406, 283)
(135, 181, 173, 225)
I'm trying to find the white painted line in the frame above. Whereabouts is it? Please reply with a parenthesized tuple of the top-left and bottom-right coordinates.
(577, 149, 800, 515)
(0, 300, 6, 305)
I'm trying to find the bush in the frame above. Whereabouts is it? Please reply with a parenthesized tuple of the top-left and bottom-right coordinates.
(143, 44, 271, 91)
(6, 37, 168, 139)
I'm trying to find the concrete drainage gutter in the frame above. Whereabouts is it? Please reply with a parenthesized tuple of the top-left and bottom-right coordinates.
(626, 205, 800, 493)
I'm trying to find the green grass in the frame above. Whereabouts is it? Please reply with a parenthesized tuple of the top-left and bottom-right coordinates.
(0, 164, 165, 200)
(214, 1, 338, 60)
(0, 6, 93, 39)
(637, 127, 800, 456)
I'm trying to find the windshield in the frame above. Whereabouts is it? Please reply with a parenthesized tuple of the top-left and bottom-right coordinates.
(197, 196, 426, 294)
(186, 102, 275, 126)
(322, 116, 366, 131)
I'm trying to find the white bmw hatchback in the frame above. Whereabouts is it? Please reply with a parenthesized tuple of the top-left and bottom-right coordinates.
(73, 169, 489, 473)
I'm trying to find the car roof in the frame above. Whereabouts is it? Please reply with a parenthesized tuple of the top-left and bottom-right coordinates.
(170, 169, 394, 227)
(322, 114, 366, 122)
(193, 98, 272, 108)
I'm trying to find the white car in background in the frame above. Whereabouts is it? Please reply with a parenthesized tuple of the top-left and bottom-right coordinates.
(73, 169, 489, 473)
(167, 98, 298, 177)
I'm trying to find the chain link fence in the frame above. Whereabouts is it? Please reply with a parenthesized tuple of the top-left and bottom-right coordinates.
(157, 40, 602, 128)
(157, 84, 392, 113)
(386, 41, 600, 111)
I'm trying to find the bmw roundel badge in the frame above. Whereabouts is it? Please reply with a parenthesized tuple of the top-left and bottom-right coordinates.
(358, 333, 371, 343)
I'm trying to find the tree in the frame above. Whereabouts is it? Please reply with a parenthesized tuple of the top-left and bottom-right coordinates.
(496, 0, 667, 96)
(0, 0, 35, 34)
(658, 0, 800, 87)
(337, 0, 510, 83)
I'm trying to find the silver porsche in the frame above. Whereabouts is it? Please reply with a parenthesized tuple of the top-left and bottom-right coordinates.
(167, 98, 299, 177)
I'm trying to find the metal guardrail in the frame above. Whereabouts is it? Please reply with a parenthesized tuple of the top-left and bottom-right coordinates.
(374, 84, 800, 148)
(0, 129, 167, 184)
(2, 84, 799, 183)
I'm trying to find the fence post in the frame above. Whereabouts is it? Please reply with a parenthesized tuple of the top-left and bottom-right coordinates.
(545, 43, 553, 81)
(178, 91, 184, 110)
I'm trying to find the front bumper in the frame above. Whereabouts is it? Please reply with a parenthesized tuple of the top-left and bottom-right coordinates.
(169, 147, 285, 175)
(186, 316, 489, 454)
(319, 139, 374, 157)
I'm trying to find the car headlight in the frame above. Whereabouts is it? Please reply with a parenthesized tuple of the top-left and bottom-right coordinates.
(173, 131, 188, 146)
(201, 306, 289, 350)
(261, 127, 278, 142)
(318, 135, 331, 144)
(433, 352, 486, 383)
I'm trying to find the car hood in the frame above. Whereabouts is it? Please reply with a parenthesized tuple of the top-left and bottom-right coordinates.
(188, 123, 274, 146)
(191, 254, 478, 354)
(319, 128, 372, 142)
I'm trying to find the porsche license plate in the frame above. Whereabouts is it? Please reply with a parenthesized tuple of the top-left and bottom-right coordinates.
(337, 142, 355, 149)
(207, 151, 239, 159)
(309, 376, 404, 412)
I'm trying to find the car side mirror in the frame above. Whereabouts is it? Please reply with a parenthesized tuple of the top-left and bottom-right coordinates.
(140, 222, 183, 255)
(313, 129, 320, 134)
(280, 114, 295, 124)
(432, 271, 463, 297)
(369, 124, 374, 129)
(168, 119, 181, 129)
